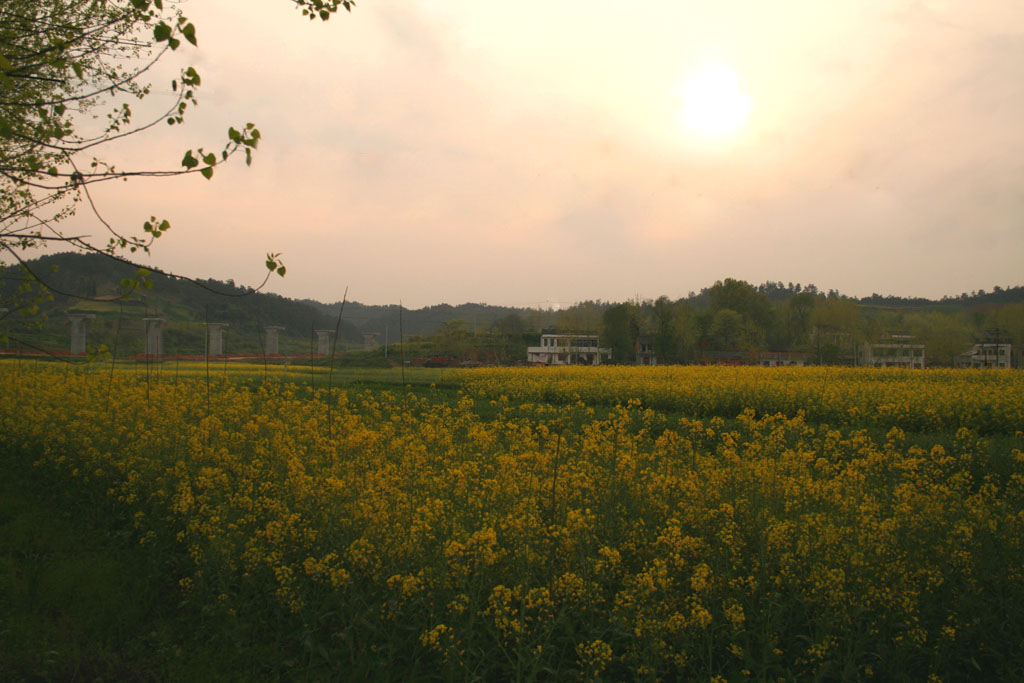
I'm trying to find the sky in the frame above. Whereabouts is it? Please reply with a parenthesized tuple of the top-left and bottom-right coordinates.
(64, 0, 1024, 309)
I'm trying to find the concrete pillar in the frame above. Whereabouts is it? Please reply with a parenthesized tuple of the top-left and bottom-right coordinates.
(265, 326, 284, 355)
(143, 318, 164, 356)
(206, 322, 228, 357)
(68, 313, 95, 354)
(315, 329, 333, 355)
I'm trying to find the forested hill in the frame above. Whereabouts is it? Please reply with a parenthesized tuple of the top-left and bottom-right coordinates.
(0, 253, 357, 355)
(301, 300, 537, 339)
(0, 253, 554, 352)
(752, 280, 1024, 310)
(2, 253, 1023, 356)
(857, 286, 1024, 309)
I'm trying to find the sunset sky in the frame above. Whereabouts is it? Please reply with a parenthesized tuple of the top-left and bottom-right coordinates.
(66, 0, 1024, 308)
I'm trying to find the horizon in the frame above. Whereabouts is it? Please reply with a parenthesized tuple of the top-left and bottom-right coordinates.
(18, 251, 1024, 312)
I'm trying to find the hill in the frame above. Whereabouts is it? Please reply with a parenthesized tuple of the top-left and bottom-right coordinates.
(2, 253, 1023, 362)
(0, 253, 356, 356)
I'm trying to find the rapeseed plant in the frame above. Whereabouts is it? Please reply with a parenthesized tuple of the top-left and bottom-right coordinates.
(1, 363, 1022, 679)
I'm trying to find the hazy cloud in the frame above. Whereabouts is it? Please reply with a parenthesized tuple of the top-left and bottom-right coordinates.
(55, 0, 1024, 307)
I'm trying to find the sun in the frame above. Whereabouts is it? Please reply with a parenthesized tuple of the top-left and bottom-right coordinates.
(677, 62, 752, 140)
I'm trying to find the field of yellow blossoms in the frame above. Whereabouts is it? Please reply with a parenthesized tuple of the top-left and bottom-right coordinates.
(3, 362, 1023, 680)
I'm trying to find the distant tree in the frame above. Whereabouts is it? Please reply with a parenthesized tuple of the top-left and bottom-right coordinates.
(709, 308, 744, 351)
(812, 295, 862, 337)
(811, 294, 863, 364)
(652, 296, 677, 362)
(705, 278, 774, 349)
(436, 319, 471, 358)
(784, 291, 816, 348)
(492, 313, 525, 337)
(602, 302, 639, 363)
(993, 303, 1024, 349)
(556, 300, 604, 334)
(491, 313, 528, 362)
(906, 312, 971, 366)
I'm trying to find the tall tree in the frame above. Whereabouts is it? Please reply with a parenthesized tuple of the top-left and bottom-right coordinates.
(783, 291, 816, 348)
(705, 278, 774, 350)
(652, 296, 699, 363)
(708, 308, 744, 351)
(602, 302, 638, 363)
(906, 312, 971, 367)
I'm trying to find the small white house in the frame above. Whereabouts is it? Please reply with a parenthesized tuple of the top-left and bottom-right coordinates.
(958, 343, 1012, 369)
(527, 334, 611, 365)
(757, 351, 807, 367)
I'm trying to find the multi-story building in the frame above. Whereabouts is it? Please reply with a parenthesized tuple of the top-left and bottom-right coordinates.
(527, 334, 611, 365)
(958, 342, 1012, 369)
(635, 336, 657, 365)
(861, 335, 925, 369)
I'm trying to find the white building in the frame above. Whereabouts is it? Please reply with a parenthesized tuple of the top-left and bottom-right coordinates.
(527, 334, 611, 365)
(861, 335, 925, 369)
(757, 351, 807, 367)
(958, 343, 1012, 369)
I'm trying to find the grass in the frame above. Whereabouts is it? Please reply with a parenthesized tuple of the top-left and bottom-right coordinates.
(0, 449, 263, 681)
(1, 451, 158, 679)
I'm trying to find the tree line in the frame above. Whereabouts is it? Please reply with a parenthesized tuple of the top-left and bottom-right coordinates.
(424, 279, 1024, 367)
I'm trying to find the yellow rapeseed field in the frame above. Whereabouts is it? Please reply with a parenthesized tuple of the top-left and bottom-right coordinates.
(457, 365, 1024, 434)
(2, 362, 1022, 680)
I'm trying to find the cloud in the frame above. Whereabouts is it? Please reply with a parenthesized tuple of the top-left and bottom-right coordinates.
(49, 0, 1024, 306)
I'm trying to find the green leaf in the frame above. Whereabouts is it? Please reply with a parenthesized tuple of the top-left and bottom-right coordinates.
(181, 150, 198, 169)
(200, 166, 213, 179)
(72, 62, 84, 80)
(202, 152, 216, 165)
(182, 22, 198, 46)
(277, 266, 286, 277)
(153, 22, 171, 42)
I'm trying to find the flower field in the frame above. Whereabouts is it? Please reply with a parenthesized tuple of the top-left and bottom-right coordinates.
(3, 363, 1023, 680)
(457, 366, 1024, 435)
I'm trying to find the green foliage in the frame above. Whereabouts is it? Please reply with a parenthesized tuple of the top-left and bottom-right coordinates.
(602, 302, 639, 363)
(709, 308, 744, 350)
